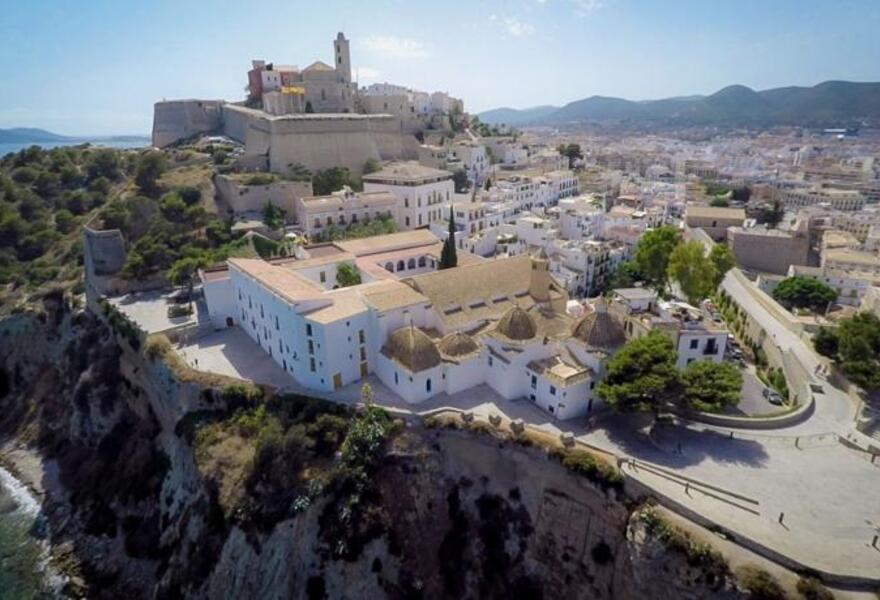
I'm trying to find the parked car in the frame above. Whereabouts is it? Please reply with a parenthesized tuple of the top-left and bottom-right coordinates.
(763, 388, 784, 405)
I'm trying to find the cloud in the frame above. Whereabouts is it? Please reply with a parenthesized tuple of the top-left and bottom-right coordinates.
(354, 66, 381, 81)
(572, 0, 603, 17)
(536, 0, 604, 17)
(491, 15, 536, 36)
(362, 35, 429, 60)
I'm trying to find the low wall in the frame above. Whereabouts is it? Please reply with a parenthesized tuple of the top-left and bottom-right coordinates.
(681, 391, 815, 430)
(214, 174, 312, 218)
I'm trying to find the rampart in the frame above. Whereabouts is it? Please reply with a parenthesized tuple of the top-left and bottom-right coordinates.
(152, 99, 224, 148)
(214, 174, 313, 217)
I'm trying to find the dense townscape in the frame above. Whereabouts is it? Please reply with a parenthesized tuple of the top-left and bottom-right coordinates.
(2, 25, 880, 600)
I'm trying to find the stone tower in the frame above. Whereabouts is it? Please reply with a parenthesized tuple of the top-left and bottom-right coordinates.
(529, 247, 552, 304)
(334, 32, 352, 84)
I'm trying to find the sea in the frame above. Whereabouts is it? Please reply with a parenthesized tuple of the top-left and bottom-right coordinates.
(0, 466, 62, 599)
(0, 138, 149, 158)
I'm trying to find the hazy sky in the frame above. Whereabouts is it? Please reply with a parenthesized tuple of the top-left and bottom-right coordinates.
(1, 0, 879, 135)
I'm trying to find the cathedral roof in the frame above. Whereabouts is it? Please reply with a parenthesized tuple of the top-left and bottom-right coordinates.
(382, 326, 441, 372)
(495, 305, 537, 341)
(571, 298, 626, 351)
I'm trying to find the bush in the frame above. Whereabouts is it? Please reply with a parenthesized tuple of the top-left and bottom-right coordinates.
(796, 576, 832, 600)
(556, 448, 623, 491)
(736, 565, 787, 599)
(144, 334, 172, 359)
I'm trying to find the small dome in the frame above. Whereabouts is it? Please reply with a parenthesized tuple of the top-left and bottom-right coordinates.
(496, 305, 537, 340)
(438, 332, 479, 357)
(384, 326, 441, 372)
(571, 298, 625, 350)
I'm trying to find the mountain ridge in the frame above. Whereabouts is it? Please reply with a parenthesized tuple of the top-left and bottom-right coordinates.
(477, 80, 880, 127)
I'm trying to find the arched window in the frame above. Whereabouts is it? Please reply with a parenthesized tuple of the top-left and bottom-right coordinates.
(385, 262, 394, 272)
(327, 216, 333, 226)
(418, 256, 426, 268)
(397, 260, 405, 271)
(408, 258, 416, 269)
(426, 378, 432, 393)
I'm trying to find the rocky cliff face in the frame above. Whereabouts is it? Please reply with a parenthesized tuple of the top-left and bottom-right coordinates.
(0, 298, 743, 599)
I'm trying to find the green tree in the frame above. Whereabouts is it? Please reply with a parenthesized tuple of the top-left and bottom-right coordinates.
(439, 206, 458, 270)
(681, 360, 742, 412)
(54, 209, 76, 234)
(286, 163, 312, 182)
(709, 196, 729, 207)
(362, 158, 381, 175)
(168, 255, 210, 295)
(634, 226, 679, 290)
(159, 193, 188, 222)
(262, 201, 286, 230)
(605, 260, 644, 291)
(813, 326, 839, 357)
(772, 276, 836, 311)
(452, 168, 469, 193)
(134, 150, 167, 195)
(557, 143, 583, 168)
(708, 244, 735, 286)
(761, 200, 784, 229)
(597, 331, 681, 414)
(87, 148, 121, 181)
(313, 167, 354, 196)
(336, 262, 362, 288)
(667, 240, 717, 305)
(834, 312, 880, 389)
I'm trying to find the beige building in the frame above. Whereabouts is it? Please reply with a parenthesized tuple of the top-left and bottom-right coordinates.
(685, 205, 746, 242)
(776, 186, 865, 212)
(294, 186, 398, 237)
(728, 226, 811, 275)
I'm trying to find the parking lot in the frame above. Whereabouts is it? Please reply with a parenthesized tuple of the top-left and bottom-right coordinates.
(722, 336, 784, 417)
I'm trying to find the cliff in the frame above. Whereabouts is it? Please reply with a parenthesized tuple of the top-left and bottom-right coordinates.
(0, 295, 746, 599)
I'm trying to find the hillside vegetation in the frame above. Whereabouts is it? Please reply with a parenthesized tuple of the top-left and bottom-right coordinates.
(0, 144, 254, 311)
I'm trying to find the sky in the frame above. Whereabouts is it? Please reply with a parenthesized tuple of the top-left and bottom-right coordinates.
(1, 0, 879, 135)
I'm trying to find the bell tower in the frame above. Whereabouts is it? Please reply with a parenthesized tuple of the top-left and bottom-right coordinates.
(529, 247, 552, 303)
(334, 32, 352, 85)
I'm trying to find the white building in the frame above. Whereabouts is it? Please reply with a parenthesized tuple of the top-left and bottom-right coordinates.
(363, 162, 455, 230)
(295, 187, 397, 237)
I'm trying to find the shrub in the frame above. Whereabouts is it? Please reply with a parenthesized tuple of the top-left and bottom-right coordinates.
(796, 577, 832, 600)
(144, 334, 172, 359)
(556, 448, 624, 491)
(736, 565, 787, 600)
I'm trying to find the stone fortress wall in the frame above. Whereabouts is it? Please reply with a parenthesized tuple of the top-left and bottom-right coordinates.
(151, 99, 224, 148)
(152, 101, 419, 174)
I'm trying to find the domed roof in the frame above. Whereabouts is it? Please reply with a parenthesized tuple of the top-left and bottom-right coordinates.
(496, 305, 537, 341)
(571, 298, 626, 351)
(437, 332, 479, 358)
(383, 326, 441, 372)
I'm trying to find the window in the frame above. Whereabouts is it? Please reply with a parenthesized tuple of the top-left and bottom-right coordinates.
(397, 260, 405, 271)
(275, 316, 279, 330)
(426, 378, 432, 393)
(689, 339, 699, 350)
(308, 340, 314, 354)
(418, 256, 426, 268)
(278, 339, 282, 352)
(590, 381, 595, 389)
(550, 385, 556, 396)
(358, 329, 365, 344)
(385, 262, 394, 272)
(310, 358, 316, 372)
(531, 375, 537, 389)
(306, 324, 313, 336)
(394, 372, 399, 385)
(408, 258, 416, 269)
(359, 347, 366, 361)
(488, 356, 493, 367)
(260, 305, 264, 318)
(320, 271, 326, 283)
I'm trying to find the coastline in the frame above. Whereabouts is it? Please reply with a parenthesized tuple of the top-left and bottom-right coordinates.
(0, 443, 75, 597)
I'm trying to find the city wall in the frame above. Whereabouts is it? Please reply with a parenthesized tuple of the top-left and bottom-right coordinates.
(152, 99, 224, 148)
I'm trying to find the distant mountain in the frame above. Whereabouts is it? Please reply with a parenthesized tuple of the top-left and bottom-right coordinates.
(0, 128, 75, 143)
(477, 105, 559, 126)
(478, 81, 880, 128)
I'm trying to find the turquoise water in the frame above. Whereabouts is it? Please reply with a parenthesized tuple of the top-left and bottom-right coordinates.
(0, 139, 149, 158)
(0, 467, 60, 599)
